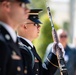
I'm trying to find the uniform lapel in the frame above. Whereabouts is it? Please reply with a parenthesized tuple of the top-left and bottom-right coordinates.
(19, 37, 41, 61)
(32, 46, 41, 61)
(9, 42, 21, 55)
(0, 25, 13, 42)
(19, 37, 32, 48)
(0, 25, 21, 56)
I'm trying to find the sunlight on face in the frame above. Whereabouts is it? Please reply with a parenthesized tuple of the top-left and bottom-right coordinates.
(24, 19, 41, 40)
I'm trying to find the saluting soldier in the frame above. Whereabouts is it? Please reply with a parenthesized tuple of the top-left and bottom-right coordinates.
(17, 9, 65, 75)
(0, 0, 30, 75)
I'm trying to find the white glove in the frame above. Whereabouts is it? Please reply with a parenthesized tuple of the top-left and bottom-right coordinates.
(52, 42, 65, 57)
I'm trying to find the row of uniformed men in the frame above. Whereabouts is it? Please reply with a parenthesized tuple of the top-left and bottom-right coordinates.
(0, 0, 64, 75)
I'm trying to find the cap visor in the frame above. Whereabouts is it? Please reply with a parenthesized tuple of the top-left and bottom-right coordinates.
(30, 18, 42, 24)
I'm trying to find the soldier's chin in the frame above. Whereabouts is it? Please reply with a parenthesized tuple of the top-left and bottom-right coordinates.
(26, 16, 29, 19)
(25, 14, 29, 19)
(34, 36, 38, 39)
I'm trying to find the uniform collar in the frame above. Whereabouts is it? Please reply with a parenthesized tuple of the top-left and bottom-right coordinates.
(0, 21, 17, 42)
(18, 36, 33, 47)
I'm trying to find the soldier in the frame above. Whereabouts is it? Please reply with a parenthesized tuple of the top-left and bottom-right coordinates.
(17, 9, 64, 75)
(17, 37, 34, 75)
(0, 0, 30, 75)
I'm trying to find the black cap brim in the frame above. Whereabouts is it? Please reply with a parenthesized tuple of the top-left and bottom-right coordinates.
(30, 9, 42, 13)
(20, 0, 30, 3)
(0, 0, 30, 3)
(29, 17, 42, 24)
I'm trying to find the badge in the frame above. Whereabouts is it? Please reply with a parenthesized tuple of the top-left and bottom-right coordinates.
(11, 51, 21, 60)
(35, 57, 39, 62)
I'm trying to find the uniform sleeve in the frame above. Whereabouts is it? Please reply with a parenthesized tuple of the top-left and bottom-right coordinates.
(42, 43, 58, 75)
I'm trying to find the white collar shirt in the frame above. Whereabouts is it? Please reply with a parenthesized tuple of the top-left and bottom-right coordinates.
(18, 36, 33, 48)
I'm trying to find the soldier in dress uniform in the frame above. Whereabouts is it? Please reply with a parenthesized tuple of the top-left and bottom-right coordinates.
(0, 0, 30, 75)
(17, 38, 34, 75)
(17, 9, 65, 75)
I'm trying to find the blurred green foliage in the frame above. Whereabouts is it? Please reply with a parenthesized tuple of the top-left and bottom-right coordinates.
(63, 21, 69, 32)
(33, 14, 60, 60)
(30, 0, 47, 15)
(30, 0, 46, 9)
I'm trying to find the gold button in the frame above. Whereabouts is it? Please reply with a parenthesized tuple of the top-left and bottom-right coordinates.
(24, 69, 27, 74)
(17, 66, 21, 71)
(36, 69, 38, 71)
(35, 57, 37, 59)
(5, 34, 10, 40)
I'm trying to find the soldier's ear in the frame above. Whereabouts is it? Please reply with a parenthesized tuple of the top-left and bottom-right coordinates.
(24, 25, 27, 29)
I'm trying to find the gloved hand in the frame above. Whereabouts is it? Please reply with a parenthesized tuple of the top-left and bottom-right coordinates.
(51, 42, 65, 57)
